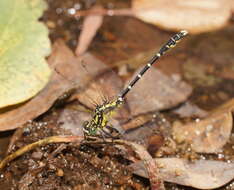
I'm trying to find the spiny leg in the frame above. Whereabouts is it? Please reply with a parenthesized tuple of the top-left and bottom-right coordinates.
(100, 128, 113, 139)
(104, 125, 121, 139)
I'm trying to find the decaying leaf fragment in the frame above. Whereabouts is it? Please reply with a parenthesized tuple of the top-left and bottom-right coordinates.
(131, 158, 234, 189)
(126, 67, 192, 116)
(173, 98, 234, 153)
(0, 0, 51, 108)
(75, 6, 103, 56)
(132, 0, 232, 34)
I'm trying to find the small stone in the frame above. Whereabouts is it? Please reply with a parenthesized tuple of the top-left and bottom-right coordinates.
(31, 151, 43, 160)
(56, 168, 64, 177)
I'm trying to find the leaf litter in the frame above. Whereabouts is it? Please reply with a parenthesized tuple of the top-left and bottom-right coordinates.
(0, 40, 194, 189)
(132, 0, 233, 34)
(74, 0, 233, 34)
(0, 40, 111, 132)
(173, 98, 234, 153)
(1, 1, 234, 189)
(2, 39, 232, 188)
(130, 158, 234, 189)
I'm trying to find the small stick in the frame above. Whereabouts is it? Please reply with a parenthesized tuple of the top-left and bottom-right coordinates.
(74, 8, 134, 17)
(0, 136, 83, 170)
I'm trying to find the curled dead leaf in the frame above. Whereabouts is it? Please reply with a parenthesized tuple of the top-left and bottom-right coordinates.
(132, 0, 232, 34)
(172, 99, 234, 153)
(131, 158, 234, 189)
(123, 141, 165, 190)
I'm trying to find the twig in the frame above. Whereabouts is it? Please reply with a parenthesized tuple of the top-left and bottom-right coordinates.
(74, 8, 134, 17)
(0, 136, 83, 170)
(75, 5, 104, 56)
(48, 143, 67, 159)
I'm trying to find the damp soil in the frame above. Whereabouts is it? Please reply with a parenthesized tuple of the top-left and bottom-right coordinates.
(0, 108, 148, 190)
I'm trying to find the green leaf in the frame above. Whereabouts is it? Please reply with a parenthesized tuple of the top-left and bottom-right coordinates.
(0, 0, 51, 108)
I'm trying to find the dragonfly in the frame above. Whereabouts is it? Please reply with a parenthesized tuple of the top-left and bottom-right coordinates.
(82, 30, 188, 137)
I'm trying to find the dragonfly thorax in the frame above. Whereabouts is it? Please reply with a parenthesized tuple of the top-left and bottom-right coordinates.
(83, 98, 123, 136)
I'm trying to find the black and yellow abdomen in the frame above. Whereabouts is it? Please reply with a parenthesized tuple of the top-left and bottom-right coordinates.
(83, 31, 188, 137)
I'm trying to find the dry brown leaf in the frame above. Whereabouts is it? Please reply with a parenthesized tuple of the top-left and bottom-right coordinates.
(131, 158, 234, 189)
(74, 0, 233, 34)
(125, 141, 165, 190)
(132, 0, 232, 34)
(58, 108, 90, 136)
(122, 114, 153, 131)
(122, 113, 171, 153)
(172, 98, 234, 153)
(124, 122, 162, 145)
(0, 40, 108, 131)
(75, 6, 103, 56)
(172, 102, 208, 118)
(126, 67, 192, 116)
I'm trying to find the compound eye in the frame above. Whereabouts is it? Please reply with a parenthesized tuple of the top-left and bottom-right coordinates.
(82, 121, 89, 128)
